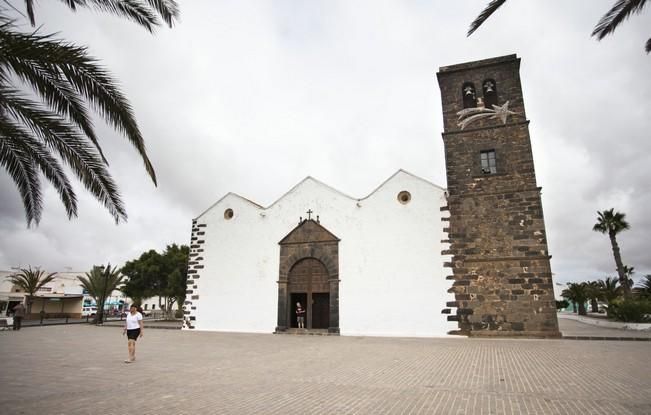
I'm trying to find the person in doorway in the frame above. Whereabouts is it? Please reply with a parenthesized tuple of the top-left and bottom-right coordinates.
(296, 302, 305, 329)
(122, 304, 144, 363)
(12, 303, 25, 330)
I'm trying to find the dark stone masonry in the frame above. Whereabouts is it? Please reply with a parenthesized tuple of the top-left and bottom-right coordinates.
(437, 54, 561, 337)
(183, 218, 206, 329)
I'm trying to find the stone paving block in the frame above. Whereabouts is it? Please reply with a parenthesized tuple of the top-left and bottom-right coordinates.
(0, 326, 649, 414)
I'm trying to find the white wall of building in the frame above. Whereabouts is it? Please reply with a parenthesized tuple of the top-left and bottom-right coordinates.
(190, 170, 456, 337)
(0, 271, 128, 315)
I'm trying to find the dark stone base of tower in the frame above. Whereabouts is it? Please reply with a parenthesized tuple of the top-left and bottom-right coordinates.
(438, 55, 561, 338)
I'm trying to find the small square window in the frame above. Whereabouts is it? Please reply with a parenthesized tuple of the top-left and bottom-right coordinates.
(480, 150, 497, 174)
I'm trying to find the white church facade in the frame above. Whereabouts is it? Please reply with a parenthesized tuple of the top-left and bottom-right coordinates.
(182, 54, 561, 338)
(183, 170, 457, 337)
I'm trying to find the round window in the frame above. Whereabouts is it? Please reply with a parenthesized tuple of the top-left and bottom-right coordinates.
(397, 191, 411, 204)
(224, 208, 234, 219)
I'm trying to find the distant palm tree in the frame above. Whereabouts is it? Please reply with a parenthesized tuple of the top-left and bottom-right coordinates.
(593, 209, 631, 298)
(8, 266, 57, 314)
(0, 1, 179, 225)
(597, 276, 622, 304)
(622, 265, 636, 291)
(78, 264, 124, 324)
(468, 0, 650, 53)
(585, 281, 601, 313)
(597, 276, 622, 317)
(561, 282, 590, 316)
(562, 283, 589, 316)
(634, 274, 651, 298)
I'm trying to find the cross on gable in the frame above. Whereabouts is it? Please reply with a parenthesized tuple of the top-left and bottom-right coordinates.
(306, 209, 313, 220)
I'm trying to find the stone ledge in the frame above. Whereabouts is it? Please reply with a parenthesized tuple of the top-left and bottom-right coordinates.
(558, 313, 651, 331)
(468, 330, 562, 339)
(562, 335, 651, 342)
(275, 328, 339, 336)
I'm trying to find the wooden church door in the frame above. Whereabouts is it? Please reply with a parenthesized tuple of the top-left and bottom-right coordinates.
(288, 258, 329, 329)
(311, 293, 330, 329)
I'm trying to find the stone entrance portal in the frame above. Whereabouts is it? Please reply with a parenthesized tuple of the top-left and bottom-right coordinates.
(289, 258, 330, 329)
(276, 218, 340, 334)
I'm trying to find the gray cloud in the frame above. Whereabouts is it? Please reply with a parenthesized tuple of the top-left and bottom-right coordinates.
(1, 1, 649, 286)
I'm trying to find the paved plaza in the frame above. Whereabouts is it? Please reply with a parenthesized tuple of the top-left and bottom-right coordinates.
(1, 325, 650, 414)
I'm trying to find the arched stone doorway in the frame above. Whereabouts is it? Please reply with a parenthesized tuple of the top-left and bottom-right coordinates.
(288, 258, 330, 329)
(276, 218, 340, 334)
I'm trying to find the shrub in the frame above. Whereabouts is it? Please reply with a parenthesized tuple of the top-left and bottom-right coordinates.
(607, 299, 651, 323)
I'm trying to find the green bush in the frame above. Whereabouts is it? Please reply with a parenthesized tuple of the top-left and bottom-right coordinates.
(607, 299, 651, 323)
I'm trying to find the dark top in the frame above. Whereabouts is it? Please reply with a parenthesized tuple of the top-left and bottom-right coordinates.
(13, 304, 26, 317)
(296, 306, 305, 317)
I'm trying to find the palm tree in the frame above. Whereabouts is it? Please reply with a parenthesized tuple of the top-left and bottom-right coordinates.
(593, 209, 631, 298)
(622, 265, 636, 291)
(585, 281, 601, 313)
(78, 264, 124, 324)
(468, 0, 650, 53)
(8, 266, 57, 314)
(633, 274, 651, 298)
(597, 276, 621, 317)
(0, 1, 179, 226)
(598, 277, 622, 304)
(562, 283, 589, 316)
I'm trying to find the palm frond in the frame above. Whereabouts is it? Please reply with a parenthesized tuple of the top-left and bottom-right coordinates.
(0, 111, 77, 222)
(87, 0, 160, 33)
(0, 21, 152, 223)
(1, 25, 106, 164)
(1, 22, 162, 185)
(24, 0, 36, 26)
(0, 124, 42, 225)
(57, 56, 158, 185)
(0, 85, 127, 223)
(145, 0, 180, 27)
(23, 0, 180, 32)
(592, 0, 648, 40)
(9, 31, 159, 185)
(467, 0, 507, 36)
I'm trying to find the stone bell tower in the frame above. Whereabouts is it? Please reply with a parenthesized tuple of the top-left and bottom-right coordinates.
(437, 54, 560, 337)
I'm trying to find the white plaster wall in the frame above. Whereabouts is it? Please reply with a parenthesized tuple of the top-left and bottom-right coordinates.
(0, 271, 86, 295)
(192, 170, 457, 337)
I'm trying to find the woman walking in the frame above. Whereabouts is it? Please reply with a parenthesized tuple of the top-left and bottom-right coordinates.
(123, 305, 144, 363)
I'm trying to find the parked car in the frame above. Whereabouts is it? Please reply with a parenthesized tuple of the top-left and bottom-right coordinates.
(81, 306, 97, 317)
(120, 309, 151, 317)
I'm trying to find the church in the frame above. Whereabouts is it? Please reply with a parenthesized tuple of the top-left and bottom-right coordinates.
(183, 54, 561, 338)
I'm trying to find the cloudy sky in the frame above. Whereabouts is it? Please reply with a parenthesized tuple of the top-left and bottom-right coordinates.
(0, 1, 649, 285)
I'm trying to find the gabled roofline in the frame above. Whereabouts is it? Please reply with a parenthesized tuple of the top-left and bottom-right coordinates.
(195, 192, 263, 220)
(195, 169, 445, 220)
(266, 176, 358, 209)
(359, 169, 446, 201)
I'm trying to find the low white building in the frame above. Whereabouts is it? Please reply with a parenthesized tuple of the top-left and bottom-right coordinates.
(0, 271, 128, 318)
(184, 170, 457, 337)
(0, 271, 87, 318)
